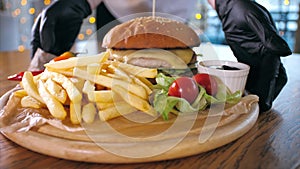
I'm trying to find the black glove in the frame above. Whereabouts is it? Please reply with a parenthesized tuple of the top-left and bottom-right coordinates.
(31, 0, 92, 58)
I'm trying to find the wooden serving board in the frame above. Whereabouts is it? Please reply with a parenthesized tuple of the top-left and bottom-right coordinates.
(1, 98, 259, 164)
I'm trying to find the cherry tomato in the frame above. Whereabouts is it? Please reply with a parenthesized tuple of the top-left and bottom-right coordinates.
(168, 77, 199, 104)
(193, 73, 218, 96)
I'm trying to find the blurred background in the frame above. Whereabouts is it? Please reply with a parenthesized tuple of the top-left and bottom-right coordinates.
(0, 0, 299, 53)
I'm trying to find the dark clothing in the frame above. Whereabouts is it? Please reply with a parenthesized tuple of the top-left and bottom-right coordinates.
(31, 0, 92, 57)
(215, 0, 292, 111)
(96, 3, 119, 30)
(96, 2, 120, 51)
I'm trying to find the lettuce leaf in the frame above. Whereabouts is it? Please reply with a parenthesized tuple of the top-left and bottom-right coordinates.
(153, 86, 207, 120)
(152, 73, 242, 120)
(154, 73, 176, 91)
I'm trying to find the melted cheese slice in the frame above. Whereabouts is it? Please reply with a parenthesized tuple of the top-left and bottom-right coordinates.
(108, 48, 194, 69)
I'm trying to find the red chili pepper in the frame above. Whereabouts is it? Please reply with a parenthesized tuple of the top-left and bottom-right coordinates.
(53, 51, 76, 62)
(7, 70, 44, 81)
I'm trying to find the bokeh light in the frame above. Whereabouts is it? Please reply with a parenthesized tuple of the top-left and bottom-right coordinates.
(284, 0, 290, 6)
(21, 0, 27, 6)
(86, 29, 93, 35)
(29, 8, 35, 15)
(5, 2, 12, 9)
(20, 17, 27, 24)
(78, 33, 85, 40)
(12, 8, 21, 17)
(44, 0, 51, 6)
(89, 17, 96, 24)
(195, 13, 202, 20)
(18, 45, 25, 52)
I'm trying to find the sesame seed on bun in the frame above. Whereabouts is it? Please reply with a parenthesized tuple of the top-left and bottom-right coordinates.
(102, 16, 200, 49)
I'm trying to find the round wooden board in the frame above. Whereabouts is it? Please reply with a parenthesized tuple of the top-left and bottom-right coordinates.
(1, 102, 259, 164)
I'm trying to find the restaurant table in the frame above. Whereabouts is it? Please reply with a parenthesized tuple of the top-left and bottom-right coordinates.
(0, 48, 299, 169)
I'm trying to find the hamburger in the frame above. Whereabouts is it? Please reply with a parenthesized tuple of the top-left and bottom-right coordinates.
(102, 16, 201, 76)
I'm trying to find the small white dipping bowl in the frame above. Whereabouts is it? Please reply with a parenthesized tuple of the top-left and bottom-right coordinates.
(197, 60, 250, 93)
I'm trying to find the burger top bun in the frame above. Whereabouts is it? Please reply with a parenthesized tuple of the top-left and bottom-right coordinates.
(102, 16, 200, 49)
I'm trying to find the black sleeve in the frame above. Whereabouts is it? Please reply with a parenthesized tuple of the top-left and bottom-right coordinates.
(245, 8, 292, 56)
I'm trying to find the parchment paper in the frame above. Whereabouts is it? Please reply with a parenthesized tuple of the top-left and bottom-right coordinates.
(0, 89, 259, 133)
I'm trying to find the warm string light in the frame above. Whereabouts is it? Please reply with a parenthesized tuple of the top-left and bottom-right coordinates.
(18, 45, 25, 52)
(7, 0, 292, 51)
(5, 0, 98, 50)
(195, 13, 202, 20)
(89, 17, 96, 24)
(78, 34, 85, 40)
(86, 29, 93, 36)
(283, 0, 290, 6)
(21, 0, 27, 6)
(12, 8, 21, 17)
(20, 17, 27, 24)
(5, 0, 53, 51)
(44, 0, 51, 6)
(29, 8, 35, 15)
(5, 1, 11, 9)
(189, 0, 208, 32)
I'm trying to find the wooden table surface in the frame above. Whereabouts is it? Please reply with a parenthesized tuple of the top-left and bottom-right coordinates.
(0, 49, 299, 169)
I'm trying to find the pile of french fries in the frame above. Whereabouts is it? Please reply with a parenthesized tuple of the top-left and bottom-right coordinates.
(15, 52, 158, 124)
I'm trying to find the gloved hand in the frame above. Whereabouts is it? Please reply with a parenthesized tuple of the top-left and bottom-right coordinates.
(28, 48, 57, 71)
(31, 0, 92, 58)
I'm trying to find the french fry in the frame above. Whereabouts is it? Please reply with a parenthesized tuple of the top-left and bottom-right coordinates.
(132, 75, 152, 95)
(110, 61, 157, 78)
(87, 63, 101, 75)
(18, 51, 160, 123)
(37, 80, 67, 120)
(46, 67, 74, 77)
(33, 73, 42, 82)
(82, 103, 97, 123)
(98, 102, 137, 121)
(82, 80, 95, 94)
(96, 100, 128, 110)
(108, 65, 132, 82)
(14, 89, 27, 98)
(73, 67, 112, 86)
(82, 62, 98, 94)
(138, 77, 154, 88)
(44, 52, 109, 69)
(73, 68, 147, 99)
(105, 65, 116, 74)
(41, 71, 82, 102)
(112, 85, 157, 117)
(22, 71, 44, 104)
(21, 96, 44, 109)
(44, 78, 67, 103)
(70, 101, 82, 124)
(96, 102, 115, 110)
(100, 72, 118, 79)
(99, 62, 110, 73)
(88, 90, 113, 103)
(69, 77, 85, 92)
